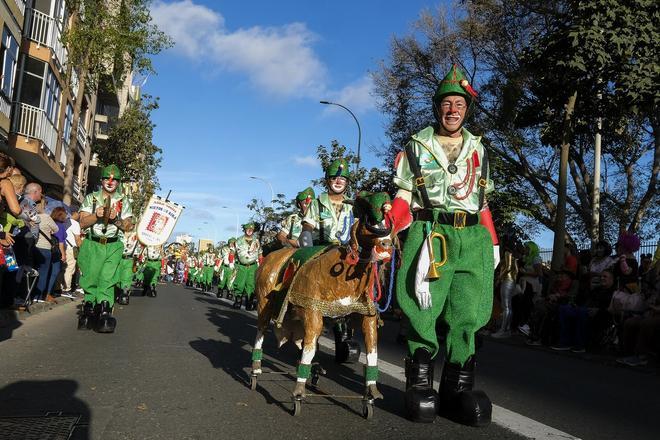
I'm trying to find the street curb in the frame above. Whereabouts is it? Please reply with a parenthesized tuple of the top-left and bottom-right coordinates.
(0, 297, 81, 326)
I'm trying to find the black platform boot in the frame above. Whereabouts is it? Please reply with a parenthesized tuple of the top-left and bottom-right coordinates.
(117, 289, 130, 305)
(438, 356, 491, 427)
(77, 301, 95, 330)
(226, 292, 233, 301)
(232, 295, 242, 309)
(333, 320, 360, 364)
(151, 286, 157, 297)
(95, 301, 117, 333)
(404, 348, 437, 423)
(216, 288, 223, 299)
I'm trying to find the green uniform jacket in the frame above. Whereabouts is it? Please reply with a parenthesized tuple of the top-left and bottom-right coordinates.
(302, 193, 353, 244)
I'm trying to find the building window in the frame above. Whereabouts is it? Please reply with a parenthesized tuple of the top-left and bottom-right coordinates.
(44, 67, 61, 123)
(63, 103, 73, 144)
(19, 56, 46, 108)
(1, 26, 19, 100)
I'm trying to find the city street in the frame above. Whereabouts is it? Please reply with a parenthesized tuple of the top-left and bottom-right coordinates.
(0, 283, 657, 440)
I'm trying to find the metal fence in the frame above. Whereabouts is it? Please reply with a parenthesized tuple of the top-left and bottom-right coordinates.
(539, 241, 658, 264)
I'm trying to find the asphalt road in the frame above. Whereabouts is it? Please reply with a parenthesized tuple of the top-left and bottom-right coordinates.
(0, 283, 657, 440)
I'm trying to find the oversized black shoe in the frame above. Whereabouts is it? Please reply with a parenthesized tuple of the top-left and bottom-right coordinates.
(150, 286, 158, 297)
(404, 348, 437, 423)
(77, 301, 95, 330)
(232, 296, 242, 309)
(226, 292, 233, 301)
(438, 357, 492, 427)
(245, 298, 257, 311)
(216, 288, 224, 299)
(117, 289, 130, 305)
(95, 301, 117, 333)
(333, 321, 361, 364)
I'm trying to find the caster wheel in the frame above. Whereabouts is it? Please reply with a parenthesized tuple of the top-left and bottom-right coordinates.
(362, 401, 374, 419)
(293, 399, 302, 417)
(250, 375, 257, 391)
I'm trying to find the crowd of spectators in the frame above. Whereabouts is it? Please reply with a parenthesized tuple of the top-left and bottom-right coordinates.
(0, 152, 83, 310)
(491, 231, 660, 368)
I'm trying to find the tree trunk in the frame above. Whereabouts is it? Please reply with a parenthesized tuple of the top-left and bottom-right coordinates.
(550, 90, 577, 274)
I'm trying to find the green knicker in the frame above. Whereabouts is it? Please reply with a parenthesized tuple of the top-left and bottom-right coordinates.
(396, 220, 494, 366)
(202, 266, 214, 285)
(143, 260, 161, 287)
(117, 257, 134, 290)
(233, 263, 257, 298)
(78, 239, 124, 307)
(217, 265, 234, 290)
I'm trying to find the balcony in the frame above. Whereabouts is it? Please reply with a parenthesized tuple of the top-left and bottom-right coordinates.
(77, 122, 88, 152)
(12, 102, 59, 157)
(25, 8, 68, 70)
(73, 179, 80, 200)
(12, 0, 26, 17)
(0, 95, 11, 121)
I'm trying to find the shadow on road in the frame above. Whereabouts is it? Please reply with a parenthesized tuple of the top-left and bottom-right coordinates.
(0, 311, 22, 344)
(189, 297, 411, 421)
(0, 379, 90, 439)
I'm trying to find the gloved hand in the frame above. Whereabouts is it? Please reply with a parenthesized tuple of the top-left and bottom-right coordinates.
(384, 197, 413, 235)
(414, 237, 433, 310)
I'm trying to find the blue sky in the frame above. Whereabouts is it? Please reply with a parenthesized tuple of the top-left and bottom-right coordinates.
(145, 0, 555, 247)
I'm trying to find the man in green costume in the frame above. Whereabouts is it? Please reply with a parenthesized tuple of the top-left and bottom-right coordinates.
(142, 245, 162, 297)
(233, 223, 262, 310)
(277, 187, 315, 248)
(386, 65, 499, 426)
(200, 244, 216, 293)
(216, 237, 237, 299)
(116, 231, 141, 305)
(299, 158, 360, 363)
(77, 164, 134, 333)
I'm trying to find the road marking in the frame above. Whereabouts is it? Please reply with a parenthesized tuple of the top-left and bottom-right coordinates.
(214, 294, 580, 439)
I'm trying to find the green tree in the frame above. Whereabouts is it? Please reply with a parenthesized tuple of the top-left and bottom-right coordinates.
(60, 0, 172, 205)
(97, 94, 162, 215)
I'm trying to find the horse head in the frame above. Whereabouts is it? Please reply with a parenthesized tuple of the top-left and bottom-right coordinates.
(349, 191, 393, 263)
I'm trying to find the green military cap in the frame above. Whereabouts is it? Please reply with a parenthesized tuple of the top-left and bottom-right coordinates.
(101, 164, 122, 180)
(325, 158, 350, 180)
(296, 187, 315, 202)
(227, 237, 236, 244)
(242, 222, 255, 231)
(433, 64, 478, 104)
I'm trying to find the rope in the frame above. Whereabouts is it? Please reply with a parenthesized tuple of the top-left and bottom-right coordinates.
(373, 248, 396, 313)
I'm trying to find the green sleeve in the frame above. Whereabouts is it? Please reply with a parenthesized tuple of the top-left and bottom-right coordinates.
(393, 142, 415, 192)
(302, 199, 319, 230)
(80, 193, 94, 213)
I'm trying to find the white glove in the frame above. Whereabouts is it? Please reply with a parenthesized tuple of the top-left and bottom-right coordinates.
(493, 245, 501, 269)
(413, 236, 433, 310)
(229, 262, 235, 270)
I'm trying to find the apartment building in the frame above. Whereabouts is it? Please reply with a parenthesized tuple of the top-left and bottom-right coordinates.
(0, 1, 26, 146)
(2, 0, 95, 204)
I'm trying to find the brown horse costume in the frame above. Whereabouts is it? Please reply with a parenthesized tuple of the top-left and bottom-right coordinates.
(250, 193, 393, 406)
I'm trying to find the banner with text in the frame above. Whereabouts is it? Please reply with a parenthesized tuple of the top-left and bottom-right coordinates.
(137, 195, 185, 247)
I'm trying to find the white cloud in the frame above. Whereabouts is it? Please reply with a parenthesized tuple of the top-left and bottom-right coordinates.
(151, 1, 326, 98)
(325, 76, 375, 114)
(292, 155, 318, 167)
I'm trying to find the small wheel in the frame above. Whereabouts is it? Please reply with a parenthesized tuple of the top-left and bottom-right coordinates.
(250, 375, 257, 391)
(293, 399, 302, 416)
(362, 402, 374, 419)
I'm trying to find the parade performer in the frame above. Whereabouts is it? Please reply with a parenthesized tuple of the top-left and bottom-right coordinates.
(299, 159, 360, 363)
(142, 245, 162, 297)
(233, 223, 262, 310)
(77, 164, 133, 333)
(386, 65, 498, 426)
(116, 231, 141, 305)
(277, 187, 315, 248)
(201, 244, 216, 293)
(217, 238, 237, 299)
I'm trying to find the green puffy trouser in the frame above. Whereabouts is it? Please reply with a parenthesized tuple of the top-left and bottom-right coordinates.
(143, 260, 161, 287)
(217, 265, 234, 290)
(78, 239, 123, 307)
(202, 266, 214, 285)
(233, 263, 257, 299)
(134, 264, 144, 282)
(117, 257, 134, 290)
(396, 220, 494, 366)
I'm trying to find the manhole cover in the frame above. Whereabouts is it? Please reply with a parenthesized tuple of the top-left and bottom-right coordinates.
(0, 413, 82, 440)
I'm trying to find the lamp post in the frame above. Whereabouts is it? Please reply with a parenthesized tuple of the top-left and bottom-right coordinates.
(319, 100, 362, 172)
(221, 206, 240, 237)
(249, 176, 274, 210)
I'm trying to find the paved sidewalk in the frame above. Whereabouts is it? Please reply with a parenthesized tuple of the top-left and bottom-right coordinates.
(0, 295, 82, 335)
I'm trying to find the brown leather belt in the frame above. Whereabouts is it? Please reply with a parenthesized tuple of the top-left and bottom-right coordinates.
(414, 210, 479, 229)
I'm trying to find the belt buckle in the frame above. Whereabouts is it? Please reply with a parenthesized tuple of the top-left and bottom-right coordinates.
(99, 237, 108, 245)
(453, 211, 467, 229)
(415, 176, 425, 187)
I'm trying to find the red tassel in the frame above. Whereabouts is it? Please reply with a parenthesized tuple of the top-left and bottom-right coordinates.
(472, 150, 480, 168)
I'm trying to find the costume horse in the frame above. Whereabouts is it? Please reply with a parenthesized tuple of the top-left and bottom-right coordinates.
(250, 192, 393, 408)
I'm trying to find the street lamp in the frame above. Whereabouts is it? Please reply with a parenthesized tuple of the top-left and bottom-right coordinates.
(221, 206, 240, 237)
(249, 176, 274, 210)
(319, 100, 362, 172)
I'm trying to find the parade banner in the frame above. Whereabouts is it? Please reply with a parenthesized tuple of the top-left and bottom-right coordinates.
(137, 195, 185, 246)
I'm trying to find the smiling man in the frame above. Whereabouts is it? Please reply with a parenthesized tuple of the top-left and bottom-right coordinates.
(77, 164, 134, 333)
(386, 65, 499, 426)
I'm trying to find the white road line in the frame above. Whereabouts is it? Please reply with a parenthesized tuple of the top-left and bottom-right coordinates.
(215, 294, 580, 440)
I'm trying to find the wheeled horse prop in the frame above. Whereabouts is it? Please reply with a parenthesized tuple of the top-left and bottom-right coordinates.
(249, 192, 394, 418)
